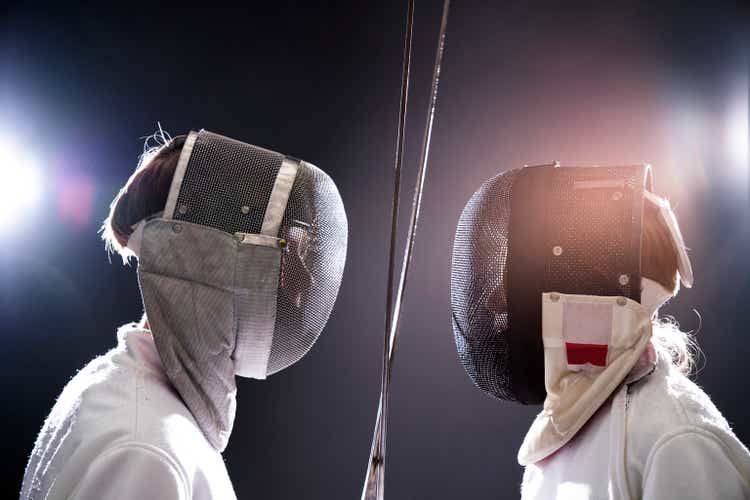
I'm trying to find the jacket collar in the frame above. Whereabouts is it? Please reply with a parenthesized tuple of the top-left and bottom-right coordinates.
(625, 341, 657, 385)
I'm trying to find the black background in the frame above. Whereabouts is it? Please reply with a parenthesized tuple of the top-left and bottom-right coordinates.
(2, 1, 749, 499)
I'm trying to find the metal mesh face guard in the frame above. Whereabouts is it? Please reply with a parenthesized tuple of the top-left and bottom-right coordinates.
(168, 132, 283, 235)
(158, 130, 347, 377)
(270, 155, 348, 373)
(451, 164, 651, 404)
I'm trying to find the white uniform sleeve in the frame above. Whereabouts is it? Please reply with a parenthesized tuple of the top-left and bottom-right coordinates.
(71, 443, 189, 500)
(642, 428, 750, 500)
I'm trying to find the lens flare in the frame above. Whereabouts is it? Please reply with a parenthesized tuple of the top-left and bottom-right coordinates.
(0, 137, 43, 231)
(727, 99, 748, 168)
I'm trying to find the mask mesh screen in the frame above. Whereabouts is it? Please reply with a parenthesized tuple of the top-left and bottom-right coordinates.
(546, 167, 641, 299)
(173, 131, 283, 234)
(451, 168, 521, 402)
(270, 162, 348, 374)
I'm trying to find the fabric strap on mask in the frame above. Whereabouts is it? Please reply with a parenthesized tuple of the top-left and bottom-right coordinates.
(232, 157, 299, 378)
(643, 190, 694, 288)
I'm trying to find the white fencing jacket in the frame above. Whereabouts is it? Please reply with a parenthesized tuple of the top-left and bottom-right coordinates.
(521, 353, 750, 499)
(20, 324, 237, 500)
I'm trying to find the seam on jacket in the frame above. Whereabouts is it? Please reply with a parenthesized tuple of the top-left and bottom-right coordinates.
(642, 425, 750, 490)
(134, 365, 140, 441)
(123, 330, 141, 441)
(612, 385, 634, 500)
(66, 441, 191, 499)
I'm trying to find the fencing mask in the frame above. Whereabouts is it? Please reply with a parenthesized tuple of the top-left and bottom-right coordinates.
(450, 163, 692, 462)
(127, 130, 348, 450)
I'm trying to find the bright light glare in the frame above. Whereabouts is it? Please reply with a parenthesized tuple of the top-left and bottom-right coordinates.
(0, 138, 42, 231)
(727, 104, 748, 167)
(726, 75, 748, 191)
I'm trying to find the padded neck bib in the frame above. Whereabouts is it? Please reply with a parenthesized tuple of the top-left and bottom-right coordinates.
(518, 293, 653, 465)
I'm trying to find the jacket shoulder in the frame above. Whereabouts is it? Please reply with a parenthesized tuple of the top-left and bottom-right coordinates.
(69, 442, 190, 499)
(628, 359, 732, 439)
(625, 358, 750, 495)
(22, 338, 234, 500)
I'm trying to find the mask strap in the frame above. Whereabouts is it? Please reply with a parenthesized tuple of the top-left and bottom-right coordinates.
(643, 190, 694, 288)
(231, 158, 299, 380)
(261, 157, 300, 237)
(162, 130, 199, 220)
(641, 277, 674, 318)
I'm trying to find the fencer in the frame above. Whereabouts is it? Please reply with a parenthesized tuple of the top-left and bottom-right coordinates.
(21, 130, 348, 499)
(451, 164, 750, 499)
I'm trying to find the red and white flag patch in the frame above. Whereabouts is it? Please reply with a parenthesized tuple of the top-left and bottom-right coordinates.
(562, 301, 613, 371)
